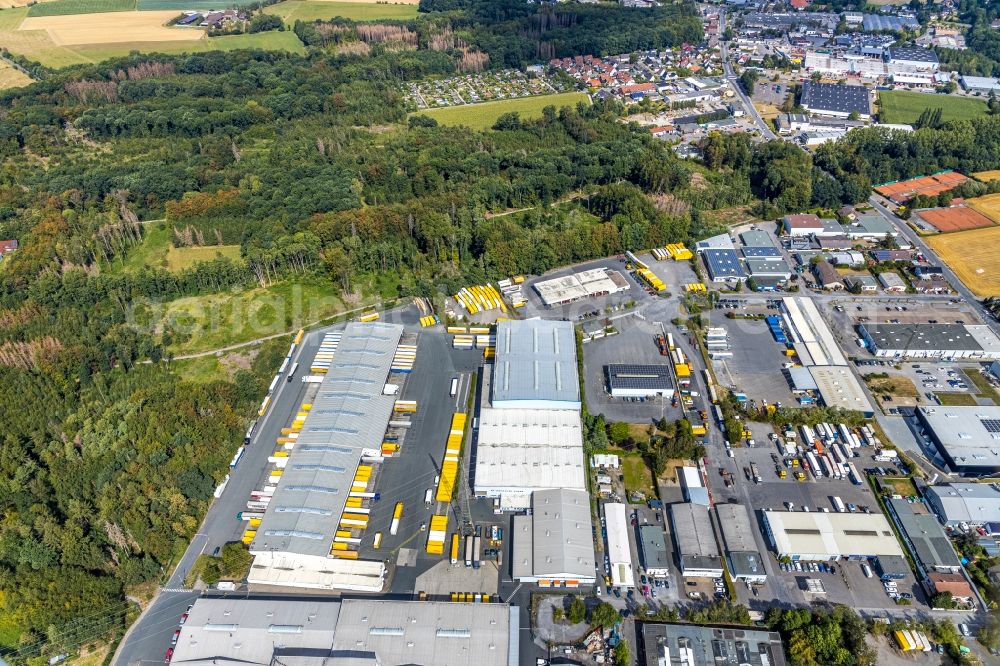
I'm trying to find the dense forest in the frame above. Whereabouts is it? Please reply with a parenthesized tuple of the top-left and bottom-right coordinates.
(5, 0, 1000, 657)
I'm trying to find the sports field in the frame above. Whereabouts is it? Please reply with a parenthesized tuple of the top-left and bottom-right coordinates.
(916, 206, 995, 233)
(26, 0, 134, 16)
(925, 226, 1000, 297)
(874, 171, 967, 204)
(973, 170, 1000, 183)
(878, 90, 988, 125)
(264, 0, 419, 22)
(412, 92, 591, 130)
(0, 61, 32, 90)
(968, 193, 1000, 223)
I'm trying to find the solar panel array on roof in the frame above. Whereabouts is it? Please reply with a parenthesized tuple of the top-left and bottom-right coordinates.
(606, 364, 672, 391)
(800, 82, 871, 116)
(742, 246, 782, 258)
(703, 248, 746, 280)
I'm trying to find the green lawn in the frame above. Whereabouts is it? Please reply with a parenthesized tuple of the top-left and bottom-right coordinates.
(622, 455, 656, 501)
(264, 0, 419, 22)
(27, 0, 134, 16)
(412, 92, 591, 131)
(138, 0, 264, 8)
(141, 277, 368, 355)
(963, 367, 1000, 404)
(106, 224, 241, 273)
(878, 90, 988, 125)
(934, 392, 979, 406)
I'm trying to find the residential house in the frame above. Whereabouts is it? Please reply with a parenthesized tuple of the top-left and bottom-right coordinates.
(0, 240, 17, 258)
(927, 572, 976, 607)
(844, 275, 877, 292)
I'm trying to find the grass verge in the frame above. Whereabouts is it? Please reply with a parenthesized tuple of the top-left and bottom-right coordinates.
(264, 0, 418, 22)
(964, 367, 1000, 404)
(933, 392, 978, 406)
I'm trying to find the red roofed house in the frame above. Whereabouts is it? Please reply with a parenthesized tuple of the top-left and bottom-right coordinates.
(620, 82, 656, 95)
(790, 0, 809, 9)
(649, 125, 674, 137)
(783, 214, 823, 236)
(927, 572, 976, 607)
(0, 240, 18, 257)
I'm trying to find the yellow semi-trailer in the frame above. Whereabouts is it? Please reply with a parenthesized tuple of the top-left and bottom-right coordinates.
(390, 502, 404, 535)
(450, 533, 460, 564)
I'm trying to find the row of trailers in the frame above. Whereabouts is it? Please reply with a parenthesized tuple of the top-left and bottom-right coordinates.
(449, 326, 496, 358)
(256, 329, 306, 417)
(796, 423, 866, 485)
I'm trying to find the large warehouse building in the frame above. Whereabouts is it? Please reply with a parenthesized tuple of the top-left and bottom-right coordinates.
(605, 364, 674, 399)
(492, 319, 580, 410)
(472, 408, 586, 506)
(171, 597, 519, 666)
(248, 322, 403, 592)
(533, 267, 629, 307)
(780, 297, 873, 415)
(640, 623, 786, 666)
(858, 323, 1000, 360)
(762, 510, 905, 561)
(916, 406, 1000, 476)
(638, 525, 671, 578)
(670, 502, 723, 578)
(716, 503, 767, 583)
(924, 483, 1000, 526)
(605, 502, 637, 588)
(511, 488, 597, 587)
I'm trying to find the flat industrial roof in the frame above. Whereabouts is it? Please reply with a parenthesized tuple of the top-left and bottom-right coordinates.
(888, 498, 962, 570)
(809, 365, 873, 414)
(739, 229, 776, 247)
(746, 256, 791, 277)
(925, 483, 1000, 523)
(703, 248, 747, 280)
(917, 406, 1000, 470)
(742, 246, 782, 258)
(533, 268, 627, 305)
(801, 82, 871, 115)
(670, 502, 719, 558)
(638, 525, 671, 571)
(250, 322, 403, 558)
(473, 408, 585, 494)
(888, 45, 939, 64)
(332, 599, 517, 666)
(716, 503, 759, 554)
(528, 488, 597, 579)
(641, 623, 786, 666)
(492, 319, 580, 407)
(606, 364, 673, 391)
(860, 323, 986, 352)
(173, 597, 341, 666)
(763, 510, 904, 558)
(606, 502, 636, 587)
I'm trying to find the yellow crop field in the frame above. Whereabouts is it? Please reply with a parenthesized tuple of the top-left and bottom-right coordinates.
(0, 61, 32, 90)
(19, 11, 201, 45)
(974, 170, 1000, 183)
(925, 226, 1000, 297)
(967, 193, 1000, 223)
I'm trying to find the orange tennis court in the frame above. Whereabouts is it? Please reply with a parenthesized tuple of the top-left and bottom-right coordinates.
(917, 206, 996, 233)
(875, 171, 968, 204)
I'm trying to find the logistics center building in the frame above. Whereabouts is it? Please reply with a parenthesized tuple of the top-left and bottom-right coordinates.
(248, 322, 404, 591)
(762, 510, 905, 561)
(916, 406, 1000, 476)
(492, 319, 580, 410)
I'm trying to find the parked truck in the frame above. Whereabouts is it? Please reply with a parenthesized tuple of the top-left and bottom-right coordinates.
(472, 536, 482, 569)
(390, 502, 403, 535)
(832, 496, 846, 513)
(749, 462, 761, 484)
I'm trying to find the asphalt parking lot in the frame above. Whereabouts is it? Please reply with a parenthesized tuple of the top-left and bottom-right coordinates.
(582, 315, 682, 424)
(710, 316, 796, 406)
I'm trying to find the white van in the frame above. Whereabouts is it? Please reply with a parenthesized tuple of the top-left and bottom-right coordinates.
(424, 488, 433, 505)
(861, 562, 873, 578)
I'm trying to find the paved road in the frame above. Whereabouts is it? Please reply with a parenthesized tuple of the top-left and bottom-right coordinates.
(114, 329, 322, 666)
(868, 195, 996, 331)
(719, 12, 777, 141)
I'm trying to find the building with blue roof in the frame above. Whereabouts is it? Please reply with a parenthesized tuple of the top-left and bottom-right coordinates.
(702, 248, 747, 282)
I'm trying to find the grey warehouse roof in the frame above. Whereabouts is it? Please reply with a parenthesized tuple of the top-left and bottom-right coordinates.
(670, 502, 720, 558)
(889, 498, 962, 571)
(925, 483, 1000, 524)
(861, 323, 984, 352)
(524, 488, 597, 579)
(739, 229, 776, 247)
(638, 525, 671, 571)
(250, 322, 403, 558)
(801, 82, 871, 116)
(742, 246, 782, 258)
(888, 46, 939, 64)
(640, 623, 786, 666)
(917, 406, 1000, 470)
(703, 248, 747, 280)
(746, 257, 791, 277)
(606, 364, 673, 392)
(492, 319, 580, 407)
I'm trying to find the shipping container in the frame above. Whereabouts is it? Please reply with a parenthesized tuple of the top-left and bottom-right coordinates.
(450, 533, 460, 565)
(450, 377, 459, 397)
(472, 535, 482, 569)
(465, 535, 474, 567)
(806, 452, 823, 478)
(390, 502, 403, 535)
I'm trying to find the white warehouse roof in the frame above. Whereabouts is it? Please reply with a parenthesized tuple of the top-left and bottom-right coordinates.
(492, 319, 580, 409)
(473, 408, 585, 497)
(605, 503, 636, 587)
(533, 267, 628, 306)
(763, 510, 904, 559)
